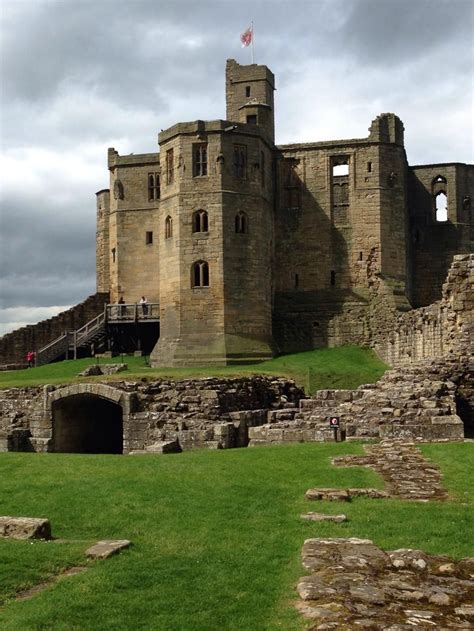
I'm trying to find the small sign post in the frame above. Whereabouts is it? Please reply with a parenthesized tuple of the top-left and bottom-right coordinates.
(329, 416, 340, 442)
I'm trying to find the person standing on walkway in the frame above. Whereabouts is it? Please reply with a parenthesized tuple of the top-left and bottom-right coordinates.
(139, 296, 148, 316)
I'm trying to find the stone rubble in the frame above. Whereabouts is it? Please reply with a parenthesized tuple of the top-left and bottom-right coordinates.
(0, 516, 52, 540)
(301, 513, 348, 523)
(297, 537, 474, 630)
(78, 364, 128, 376)
(305, 488, 389, 502)
(332, 441, 449, 501)
(85, 539, 131, 560)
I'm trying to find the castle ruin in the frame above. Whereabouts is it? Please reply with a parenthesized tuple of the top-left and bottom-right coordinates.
(0, 59, 472, 369)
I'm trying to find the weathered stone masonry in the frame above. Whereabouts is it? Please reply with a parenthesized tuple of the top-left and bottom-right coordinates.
(2, 59, 471, 368)
(0, 377, 304, 454)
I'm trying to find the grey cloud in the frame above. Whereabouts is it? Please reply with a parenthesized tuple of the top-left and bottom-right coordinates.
(0, 0, 472, 333)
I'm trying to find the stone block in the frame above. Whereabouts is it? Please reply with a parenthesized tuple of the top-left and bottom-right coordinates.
(305, 488, 351, 502)
(300, 512, 347, 523)
(86, 539, 131, 559)
(0, 516, 51, 540)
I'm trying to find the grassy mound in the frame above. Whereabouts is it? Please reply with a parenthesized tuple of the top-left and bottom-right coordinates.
(0, 346, 388, 393)
(0, 443, 473, 630)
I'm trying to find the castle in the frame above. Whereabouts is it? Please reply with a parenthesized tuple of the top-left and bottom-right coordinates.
(1, 59, 472, 369)
(94, 59, 472, 366)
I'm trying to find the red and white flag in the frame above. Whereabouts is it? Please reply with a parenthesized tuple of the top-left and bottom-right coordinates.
(240, 25, 253, 48)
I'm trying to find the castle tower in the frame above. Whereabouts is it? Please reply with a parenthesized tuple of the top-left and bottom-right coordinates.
(225, 59, 275, 143)
(368, 113, 410, 307)
(150, 62, 276, 366)
(96, 189, 110, 293)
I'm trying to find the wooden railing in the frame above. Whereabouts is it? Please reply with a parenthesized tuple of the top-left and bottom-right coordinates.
(37, 333, 70, 366)
(36, 303, 159, 365)
(106, 303, 160, 322)
(75, 312, 105, 346)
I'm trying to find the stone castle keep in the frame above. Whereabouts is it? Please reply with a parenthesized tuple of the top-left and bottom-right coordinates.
(0, 59, 472, 369)
(95, 59, 473, 366)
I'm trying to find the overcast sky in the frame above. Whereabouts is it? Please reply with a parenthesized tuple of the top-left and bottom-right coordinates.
(1, 0, 473, 335)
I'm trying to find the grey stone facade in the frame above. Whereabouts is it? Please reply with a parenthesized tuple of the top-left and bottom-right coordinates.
(93, 59, 472, 365)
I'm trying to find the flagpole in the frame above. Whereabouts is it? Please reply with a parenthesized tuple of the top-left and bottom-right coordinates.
(251, 21, 254, 63)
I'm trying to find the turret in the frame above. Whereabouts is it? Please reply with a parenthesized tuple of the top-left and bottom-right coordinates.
(225, 59, 275, 143)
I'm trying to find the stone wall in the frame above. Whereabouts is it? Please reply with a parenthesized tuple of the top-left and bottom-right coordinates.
(370, 254, 473, 365)
(0, 376, 304, 454)
(0, 293, 109, 367)
(249, 353, 471, 445)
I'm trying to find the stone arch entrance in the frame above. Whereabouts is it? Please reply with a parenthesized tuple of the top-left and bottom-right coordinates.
(48, 384, 131, 454)
(52, 395, 123, 453)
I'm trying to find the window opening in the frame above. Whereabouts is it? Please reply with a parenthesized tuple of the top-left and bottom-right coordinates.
(146, 231, 153, 245)
(235, 211, 248, 234)
(435, 192, 448, 222)
(193, 143, 208, 177)
(330, 270, 336, 286)
(192, 210, 209, 233)
(367, 162, 372, 173)
(191, 261, 209, 287)
(166, 149, 174, 184)
(111, 248, 116, 263)
(165, 216, 173, 239)
(233, 145, 247, 179)
(246, 114, 257, 125)
(283, 160, 301, 210)
(245, 86, 251, 97)
(261, 151, 265, 187)
(359, 251, 363, 261)
(148, 174, 155, 201)
(332, 163, 349, 177)
(294, 273, 299, 289)
(155, 174, 160, 199)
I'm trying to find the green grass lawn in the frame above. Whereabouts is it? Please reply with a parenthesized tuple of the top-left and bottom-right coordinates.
(0, 442, 473, 630)
(0, 346, 388, 393)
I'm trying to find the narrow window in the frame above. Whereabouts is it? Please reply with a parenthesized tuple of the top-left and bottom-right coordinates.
(192, 210, 208, 233)
(284, 160, 301, 210)
(148, 174, 155, 201)
(193, 143, 208, 177)
(435, 192, 448, 222)
(245, 86, 251, 97)
(111, 248, 116, 263)
(330, 270, 336, 286)
(294, 273, 299, 289)
(367, 162, 372, 173)
(191, 261, 209, 287)
(155, 173, 160, 199)
(359, 251, 363, 261)
(233, 145, 247, 179)
(235, 211, 248, 234)
(166, 149, 174, 185)
(165, 216, 173, 239)
(246, 114, 257, 125)
(261, 151, 265, 187)
(146, 231, 153, 245)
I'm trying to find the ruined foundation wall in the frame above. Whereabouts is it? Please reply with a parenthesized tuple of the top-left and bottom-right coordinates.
(370, 254, 473, 364)
(0, 377, 304, 454)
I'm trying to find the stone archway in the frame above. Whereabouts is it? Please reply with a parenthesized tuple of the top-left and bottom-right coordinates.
(47, 384, 132, 454)
(52, 395, 123, 453)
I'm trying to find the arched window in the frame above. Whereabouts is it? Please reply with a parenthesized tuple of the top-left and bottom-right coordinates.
(435, 192, 448, 222)
(191, 261, 209, 287)
(235, 211, 248, 234)
(165, 216, 173, 239)
(192, 210, 209, 233)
